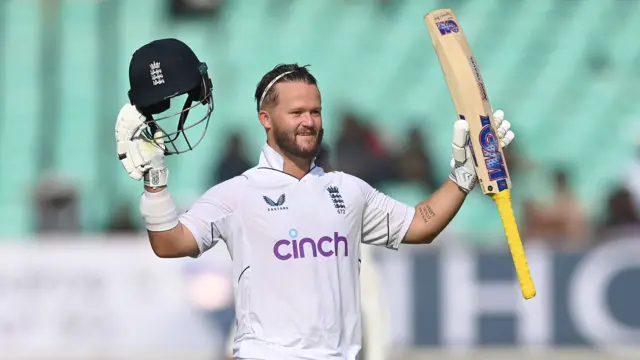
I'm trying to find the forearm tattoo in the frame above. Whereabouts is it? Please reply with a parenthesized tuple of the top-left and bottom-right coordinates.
(418, 205, 436, 224)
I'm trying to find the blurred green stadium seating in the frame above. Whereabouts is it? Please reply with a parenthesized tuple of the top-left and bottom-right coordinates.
(1, 0, 638, 237)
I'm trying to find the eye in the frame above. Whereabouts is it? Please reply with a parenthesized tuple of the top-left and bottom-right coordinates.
(312, 110, 321, 116)
(291, 110, 302, 116)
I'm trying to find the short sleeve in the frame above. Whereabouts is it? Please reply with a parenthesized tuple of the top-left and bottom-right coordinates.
(178, 180, 237, 256)
(359, 180, 415, 250)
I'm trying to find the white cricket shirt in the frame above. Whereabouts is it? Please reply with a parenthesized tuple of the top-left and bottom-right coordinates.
(179, 144, 416, 360)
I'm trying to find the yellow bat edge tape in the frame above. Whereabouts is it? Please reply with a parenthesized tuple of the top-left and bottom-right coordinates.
(490, 189, 537, 300)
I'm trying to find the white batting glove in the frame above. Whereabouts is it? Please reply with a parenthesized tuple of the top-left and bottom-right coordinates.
(115, 103, 168, 187)
(449, 109, 515, 193)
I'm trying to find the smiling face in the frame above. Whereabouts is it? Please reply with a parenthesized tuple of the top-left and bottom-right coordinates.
(259, 81, 324, 160)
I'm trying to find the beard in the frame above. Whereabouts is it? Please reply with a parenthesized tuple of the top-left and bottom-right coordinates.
(274, 125, 324, 160)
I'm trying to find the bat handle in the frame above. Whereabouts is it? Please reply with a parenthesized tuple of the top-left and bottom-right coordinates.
(490, 189, 537, 300)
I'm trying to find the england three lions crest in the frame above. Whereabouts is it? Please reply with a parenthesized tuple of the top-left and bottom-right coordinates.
(327, 186, 346, 215)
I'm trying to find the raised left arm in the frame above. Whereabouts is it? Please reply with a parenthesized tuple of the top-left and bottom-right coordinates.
(402, 110, 515, 244)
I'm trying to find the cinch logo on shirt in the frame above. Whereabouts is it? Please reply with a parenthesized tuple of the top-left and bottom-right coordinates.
(273, 229, 348, 261)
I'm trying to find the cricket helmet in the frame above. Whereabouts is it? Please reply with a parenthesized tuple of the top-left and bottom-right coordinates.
(128, 38, 213, 155)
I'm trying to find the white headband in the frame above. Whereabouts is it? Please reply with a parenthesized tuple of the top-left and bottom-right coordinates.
(258, 70, 295, 109)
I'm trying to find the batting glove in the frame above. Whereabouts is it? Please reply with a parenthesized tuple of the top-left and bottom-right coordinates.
(449, 109, 515, 193)
(115, 103, 168, 187)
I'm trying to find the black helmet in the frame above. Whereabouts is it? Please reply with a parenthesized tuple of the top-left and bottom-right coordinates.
(128, 38, 213, 155)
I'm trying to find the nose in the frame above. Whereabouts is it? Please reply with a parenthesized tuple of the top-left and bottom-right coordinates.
(300, 113, 314, 127)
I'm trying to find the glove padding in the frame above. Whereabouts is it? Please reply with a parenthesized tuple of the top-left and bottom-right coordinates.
(115, 104, 168, 187)
(449, 109, 515, 193)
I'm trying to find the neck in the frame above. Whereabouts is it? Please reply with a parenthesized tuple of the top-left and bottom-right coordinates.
(268, 141, 313, 179)
(283, 155, 313, 179)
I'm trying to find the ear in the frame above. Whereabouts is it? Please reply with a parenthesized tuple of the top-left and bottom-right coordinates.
(258, 109, 272, 132)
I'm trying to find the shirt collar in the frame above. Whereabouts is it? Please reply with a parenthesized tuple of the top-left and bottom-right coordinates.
(257, 143, 318, 171)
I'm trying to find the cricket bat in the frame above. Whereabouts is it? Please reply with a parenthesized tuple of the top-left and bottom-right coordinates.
(424, 9, 536, 300)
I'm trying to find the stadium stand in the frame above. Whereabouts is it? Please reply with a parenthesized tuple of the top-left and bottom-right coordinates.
(1, 0, 638, 237)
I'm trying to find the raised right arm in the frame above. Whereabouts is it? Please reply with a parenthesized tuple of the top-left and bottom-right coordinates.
(115, 103, 232, 258)
(141, 186, 200, 258)
(140, 182, 235, 258)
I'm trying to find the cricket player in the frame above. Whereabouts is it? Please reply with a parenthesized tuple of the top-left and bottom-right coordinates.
(222, 244, 390, 360)
(116, 39, 516, 360)
(221, 147, 392, 360)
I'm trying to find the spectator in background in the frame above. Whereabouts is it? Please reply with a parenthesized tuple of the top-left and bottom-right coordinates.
(214, 133, 251, 184)
(315, 145, 331, 172)
(598, 186, 640, 240)
(335, 112, 395, 187)
(502, 142, 530, 181)
(522, 199, 547, 239)
(625, 141, 640, 210)
(33, 172, 79, 234)
(335, 112, 372, 178)
(523, 168, 588, 249)
(170, 0, 224, 18)
(552, 169, 589, 246)
(395, 126, 437, 191)
(107, 203, 138, 234)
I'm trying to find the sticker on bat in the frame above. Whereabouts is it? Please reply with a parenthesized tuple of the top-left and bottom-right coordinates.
(479, 115, 507, 182)
(469, 56, 488, 101)
(436, 20, 459, 35)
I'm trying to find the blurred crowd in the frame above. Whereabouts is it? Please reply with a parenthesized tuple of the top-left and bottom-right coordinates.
(32, 109, 640, 250)
(25, 0, 640, 250)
